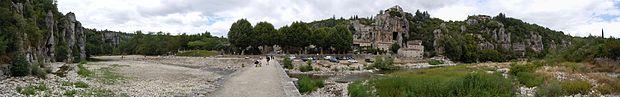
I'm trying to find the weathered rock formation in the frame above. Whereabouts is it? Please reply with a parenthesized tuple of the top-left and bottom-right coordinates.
(4, 0, 87, 65)
(351, 5, 410, 50)
(433, 15, 571, 58)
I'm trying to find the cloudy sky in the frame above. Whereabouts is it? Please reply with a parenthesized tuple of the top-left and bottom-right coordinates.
(57, 0, 620, 37)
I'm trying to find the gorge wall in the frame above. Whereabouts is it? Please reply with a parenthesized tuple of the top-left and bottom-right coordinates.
(0, 0, 86, 67)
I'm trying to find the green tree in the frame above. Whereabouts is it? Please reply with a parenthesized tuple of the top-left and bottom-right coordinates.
(329, 24, 353, 53)
(228, 19, 253, 54)
(10, 55, 30, 77)
(390, 43, 400, 54)
(253, 22, 277, 47)
(287, 22, 312, 53)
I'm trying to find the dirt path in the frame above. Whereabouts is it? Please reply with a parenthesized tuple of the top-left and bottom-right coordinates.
(212, 59, 291, 97)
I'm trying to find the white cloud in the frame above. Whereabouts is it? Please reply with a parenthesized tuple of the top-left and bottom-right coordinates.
(57, 0, 620, 38)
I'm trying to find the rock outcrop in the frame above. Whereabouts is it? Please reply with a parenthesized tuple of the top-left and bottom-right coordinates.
(432, 15, 571, 58)
(3, 0, 87, 65)
(351, 5, 410, 50)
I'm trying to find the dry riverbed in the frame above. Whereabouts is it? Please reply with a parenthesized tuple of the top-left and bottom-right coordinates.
(0, 55, 252, 96)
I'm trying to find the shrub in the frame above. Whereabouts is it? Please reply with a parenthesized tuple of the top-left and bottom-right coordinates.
(369, 56, 398, 71)
(563, 62, 588, 73)
(561, 80, 592, 95)
(516, 72, 544, 87)
(77, 64, 92, 77)
(10, 55, 30, 77)
(297, 75, 324, 94)
(282, 57, 293, 69)
(299, 60, 313, 72)
(428, 59, 444, 65)
(597, 84, 614, 95)
(536, 81, 564, 97)
(509, 63, 538, 76)
(31, 65, 47, 79)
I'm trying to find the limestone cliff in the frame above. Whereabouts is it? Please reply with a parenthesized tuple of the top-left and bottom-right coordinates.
(1, 0, 87, 65)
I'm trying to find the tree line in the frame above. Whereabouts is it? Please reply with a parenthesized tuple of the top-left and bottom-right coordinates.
(85, 29, 230, 56)
(227, 19, 353, 55)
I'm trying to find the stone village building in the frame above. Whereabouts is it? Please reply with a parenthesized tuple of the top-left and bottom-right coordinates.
(350, 6, 424, 59)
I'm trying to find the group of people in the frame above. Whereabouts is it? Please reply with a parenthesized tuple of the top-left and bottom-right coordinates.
(254, 56, 275, 67)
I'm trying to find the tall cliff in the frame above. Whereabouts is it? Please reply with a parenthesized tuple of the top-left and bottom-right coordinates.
(0, 0, 87, 66)
(344, 6, 573, 62)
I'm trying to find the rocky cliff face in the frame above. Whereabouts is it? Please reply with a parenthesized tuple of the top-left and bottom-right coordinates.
(432, 15, 571, 58)
(4, 0, 87, 65)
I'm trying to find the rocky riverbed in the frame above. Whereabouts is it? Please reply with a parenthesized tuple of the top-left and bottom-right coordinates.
(0, 55, 253, 96)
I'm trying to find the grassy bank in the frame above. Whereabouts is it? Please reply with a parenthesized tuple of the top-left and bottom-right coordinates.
(349, 65, 515, 97)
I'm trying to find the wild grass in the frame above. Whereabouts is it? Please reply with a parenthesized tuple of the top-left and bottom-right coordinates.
(16, 84, 48, 95)
(296, 75, 324, 94)
(97, 67, 127, 85)
(349, 65, 515, 97)
(561, 80, 592, 95)
(60, 81, 89, 88)
(536, 81, 564, 97)
(77, 63, 93, 77)
(348, 81, 375, 97)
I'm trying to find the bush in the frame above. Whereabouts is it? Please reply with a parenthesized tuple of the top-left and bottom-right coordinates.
(428, 59, 444, 65)
(561, 80, 592, 95)
(31, 65, 47, 79)
(536, 81, 564, 97)
(297, 75, 324, 94)
(77, 64, 92, 77)
(300, 60, 313, 72)
(563, 62, 588, 73)
(509, 63, 538, 76)
(369, 56, 398, 71)
(282, 57, 293, 69)
(516, 72, 544, 87)
(10, 55, 30, 77)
